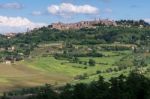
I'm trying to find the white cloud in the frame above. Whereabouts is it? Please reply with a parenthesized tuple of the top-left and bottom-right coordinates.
(0, 2, 23, 9)
(0, 16, 47, 33)
(47, 3, 99, 16)
(144, 18, 150, 23)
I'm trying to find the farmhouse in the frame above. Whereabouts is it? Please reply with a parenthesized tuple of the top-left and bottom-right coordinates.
(5, 60, 12, 64)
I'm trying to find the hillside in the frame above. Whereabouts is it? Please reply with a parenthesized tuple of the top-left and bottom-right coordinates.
(0, 20, 150, 94)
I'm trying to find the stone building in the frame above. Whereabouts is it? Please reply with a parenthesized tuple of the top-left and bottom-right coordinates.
(49, 19, 117, 30)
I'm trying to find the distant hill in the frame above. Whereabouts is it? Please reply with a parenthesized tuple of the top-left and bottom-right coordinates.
(0, 19, 149, 95)
(0, 19, 149, 63)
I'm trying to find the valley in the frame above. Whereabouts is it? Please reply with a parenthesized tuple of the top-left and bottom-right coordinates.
(0, 41, 149, 93)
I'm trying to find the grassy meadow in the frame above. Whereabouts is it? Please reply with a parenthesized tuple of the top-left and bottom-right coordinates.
(0, 42, 149, 94)
(0, 47, 134, 92)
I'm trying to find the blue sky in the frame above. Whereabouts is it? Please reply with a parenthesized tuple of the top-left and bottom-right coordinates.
(0, 0, 150, 33)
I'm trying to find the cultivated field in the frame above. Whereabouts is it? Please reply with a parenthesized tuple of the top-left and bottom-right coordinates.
(0, 50, 133, 92)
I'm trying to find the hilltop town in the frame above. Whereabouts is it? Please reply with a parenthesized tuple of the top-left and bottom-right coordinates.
(49, 19, 117, 30)
(3, 19, 149, 35)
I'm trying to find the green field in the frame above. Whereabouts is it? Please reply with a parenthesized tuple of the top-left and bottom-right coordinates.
(0, 49, 134, 92)
(0, 42, 149, 93)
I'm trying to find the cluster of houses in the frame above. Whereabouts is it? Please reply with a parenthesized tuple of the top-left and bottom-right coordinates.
(49, 19, 117, 30)
(4, 33, 16, 39)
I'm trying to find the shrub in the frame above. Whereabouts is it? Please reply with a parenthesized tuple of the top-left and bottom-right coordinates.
(88, 59, 96, 66)
(74, 73, 88, 80)
(96, 70, 101, 74)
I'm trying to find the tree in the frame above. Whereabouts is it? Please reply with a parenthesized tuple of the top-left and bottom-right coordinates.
(60, 84, 73, 99)
(89, 59, 96, 66)
(72, 57, 79, 63)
